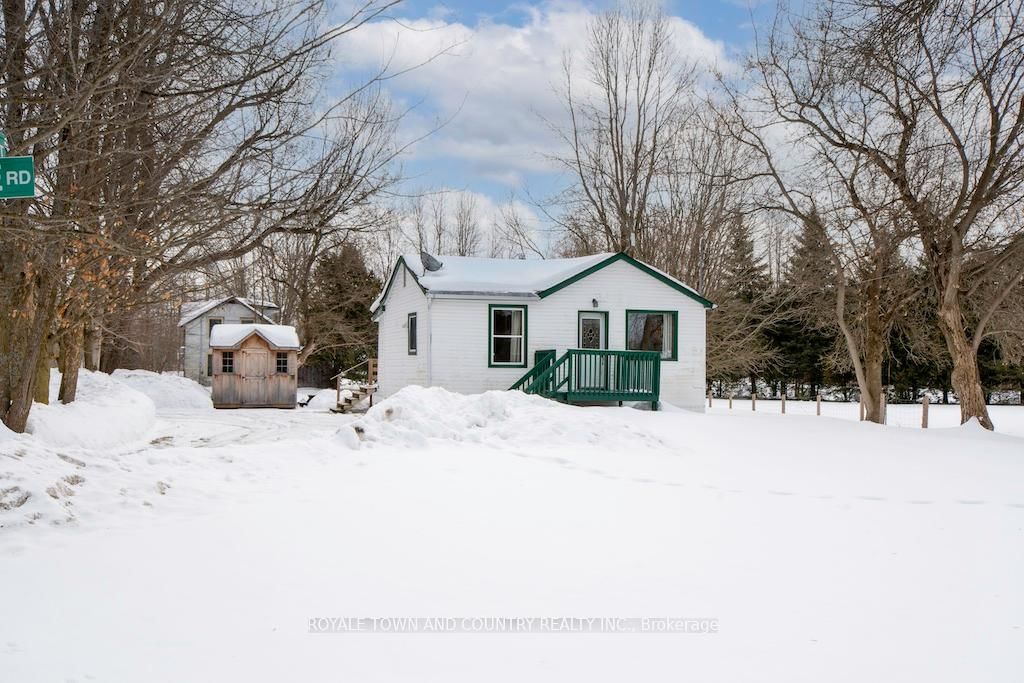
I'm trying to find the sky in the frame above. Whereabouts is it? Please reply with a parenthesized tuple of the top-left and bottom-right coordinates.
(331, 0, 773, 247)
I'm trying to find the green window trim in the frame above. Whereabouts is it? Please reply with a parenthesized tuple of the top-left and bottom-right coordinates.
(407, 312, 418, 355)
(625, 309, 678, 361)
(488, 304, 528, 368)
(577, 310, 609, 349)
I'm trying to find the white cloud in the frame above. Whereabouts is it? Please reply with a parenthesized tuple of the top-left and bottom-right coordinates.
(336, 1, 729, 186)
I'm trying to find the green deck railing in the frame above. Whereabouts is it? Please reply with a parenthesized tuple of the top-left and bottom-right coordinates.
(510, 349, 661, 410)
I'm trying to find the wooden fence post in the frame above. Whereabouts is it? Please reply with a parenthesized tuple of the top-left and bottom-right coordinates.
(922, 395, 929, 429)
(859, 400, 865, 421)
(781, 393, 786, 414)
(816, 393, 822, 416)
(728, 395, 733, 410)
(880, 392, 887, 425)
(708, 390, 712, 408)
(752, 393, 757, 411)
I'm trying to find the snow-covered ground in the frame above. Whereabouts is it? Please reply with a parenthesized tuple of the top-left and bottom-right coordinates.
(710, 396, 1024, 435)
(1, 375, 1023, 681)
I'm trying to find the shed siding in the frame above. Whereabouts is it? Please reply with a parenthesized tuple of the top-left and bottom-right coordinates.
(375, 262, 430, 397)
(211, 335, 297, 408)
(377, 259, 708, 411)
(182, 301, 267, 385)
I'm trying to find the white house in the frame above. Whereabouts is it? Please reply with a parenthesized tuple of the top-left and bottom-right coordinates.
(178, 297, 280, 385)
(370, 252, 714, 411)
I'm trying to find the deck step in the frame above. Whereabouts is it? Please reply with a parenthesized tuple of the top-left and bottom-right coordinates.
(333, 383, 377, 414)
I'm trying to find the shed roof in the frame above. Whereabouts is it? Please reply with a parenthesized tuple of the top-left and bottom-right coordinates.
(370, 251, 714, 313)
(178, 297, 279, 327)
(209, 324, 301, 350)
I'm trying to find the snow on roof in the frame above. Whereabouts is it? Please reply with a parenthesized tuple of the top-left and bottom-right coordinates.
(177, 297, 279, 327)
(370, 251, 714, 312)
(411, 252, 612, 294)
(370, 253, 613, 311)
(209, 324, 300, 350)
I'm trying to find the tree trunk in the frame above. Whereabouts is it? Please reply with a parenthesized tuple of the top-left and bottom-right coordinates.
(58, 323, 85, 403)
(34, 338, 52, 405)
(0, 272, 57, 432)
(937, 305, 993, 429)
(861, 355, 884, 424)
(83, 320, 101, 371)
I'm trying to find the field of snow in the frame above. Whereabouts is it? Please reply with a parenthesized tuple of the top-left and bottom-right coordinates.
(1, 374, 1023, 681)
(710, 397, 1024, 436)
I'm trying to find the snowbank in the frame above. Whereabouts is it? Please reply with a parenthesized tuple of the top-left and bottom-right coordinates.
(346, 385, 671, 452)
(26, 369, 157, 449)
(112, 369, 212, 410)
(304, 388, 339, 411)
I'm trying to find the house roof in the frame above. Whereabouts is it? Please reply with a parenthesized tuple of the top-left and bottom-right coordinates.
(208, 324, 301, 350)
(370, 251, 714, 313)
(177, 297, 279, 327)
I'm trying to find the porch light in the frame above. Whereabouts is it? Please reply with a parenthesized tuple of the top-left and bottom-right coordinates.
(592, 298, 598, 308)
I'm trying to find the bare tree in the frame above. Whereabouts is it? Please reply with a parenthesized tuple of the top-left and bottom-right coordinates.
(739, 0, 1024, 429)
(491, 195, 546, 258)
(550, 0, 697, 256)
(0, 0, 409, 431)
(451, 193, 482, 256)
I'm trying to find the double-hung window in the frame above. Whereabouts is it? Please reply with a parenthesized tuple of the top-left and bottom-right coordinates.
(407, 313, 418, 355)
(221, 351, 235, 373)
(626, 310, 677, 360)
(276, 352, 288, 374)
(489, 305, 527, 367)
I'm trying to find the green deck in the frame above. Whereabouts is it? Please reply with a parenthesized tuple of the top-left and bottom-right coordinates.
(510, 349, 661, 410)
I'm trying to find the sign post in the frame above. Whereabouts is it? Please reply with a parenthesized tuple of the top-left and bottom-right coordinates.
(0, 131, 36, 199)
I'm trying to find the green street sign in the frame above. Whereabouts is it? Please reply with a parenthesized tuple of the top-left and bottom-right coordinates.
(0, 156, 36, 199)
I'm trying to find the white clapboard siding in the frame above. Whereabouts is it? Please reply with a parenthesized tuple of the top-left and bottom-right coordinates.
(376, 258, 708, 411)
(376, 261, 430, 397)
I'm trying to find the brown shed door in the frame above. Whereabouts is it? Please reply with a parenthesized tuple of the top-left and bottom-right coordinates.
(242, 350, 269, 404)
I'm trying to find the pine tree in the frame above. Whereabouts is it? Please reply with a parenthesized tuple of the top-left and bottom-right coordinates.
(300, 244, 382, 379)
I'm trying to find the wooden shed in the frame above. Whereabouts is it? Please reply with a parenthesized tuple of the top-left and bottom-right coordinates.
(209, 324, 301, 408)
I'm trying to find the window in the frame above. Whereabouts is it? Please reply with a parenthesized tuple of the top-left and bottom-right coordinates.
(208, 318, 222, 335)
(221, 351, 234, 374)
(276, 352, 289, 374)
(240, 317, 255, 324)
(626, 310, 677, 360)
(489, 305, 527, 367)
(407, 313, 417, 355)
(206, 353, 212, 377)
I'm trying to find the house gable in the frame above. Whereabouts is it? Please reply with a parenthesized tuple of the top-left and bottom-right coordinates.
(371, 256, 426, 316)
(178, 296, 275, 327)
(536, 253, 715, 309)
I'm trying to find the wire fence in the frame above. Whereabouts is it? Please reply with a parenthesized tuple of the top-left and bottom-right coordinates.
(706, 393, 1024, 435)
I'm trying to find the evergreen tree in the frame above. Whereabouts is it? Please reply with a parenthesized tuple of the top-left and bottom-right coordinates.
(300, 244, 382, 379)
(766, 218, 835, 398)
(707, 217, 778, 392)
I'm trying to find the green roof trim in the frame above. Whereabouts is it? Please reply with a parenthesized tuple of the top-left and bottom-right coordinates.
(536, 252, 715, 308)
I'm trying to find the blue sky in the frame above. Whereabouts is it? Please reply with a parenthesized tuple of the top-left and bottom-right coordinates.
(334, 0, 772, 239)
